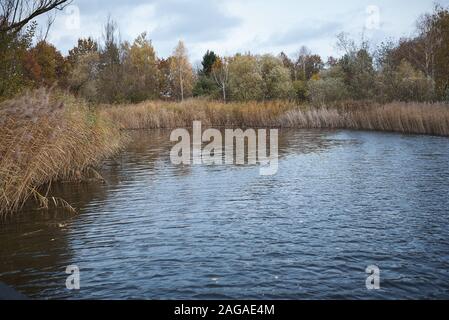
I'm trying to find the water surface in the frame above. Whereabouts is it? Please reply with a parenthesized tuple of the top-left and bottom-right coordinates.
(1, 129, 449, 299)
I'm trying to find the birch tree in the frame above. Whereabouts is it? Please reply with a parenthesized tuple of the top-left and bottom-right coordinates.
(170, 40, 193, 101)
(212, 56, 229, 102)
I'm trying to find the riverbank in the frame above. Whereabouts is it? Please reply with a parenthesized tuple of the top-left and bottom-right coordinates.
(1, 91, 449, 215)
(102, 99, 449, 136)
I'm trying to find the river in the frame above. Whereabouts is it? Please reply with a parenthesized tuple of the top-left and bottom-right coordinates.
(1, 129, 449, 299)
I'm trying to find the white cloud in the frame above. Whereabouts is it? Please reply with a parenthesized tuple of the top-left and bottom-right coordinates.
(39, 0, 446, 61)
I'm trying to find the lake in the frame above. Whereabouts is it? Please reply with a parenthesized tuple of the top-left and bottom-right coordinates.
(1, 129, 449, 299)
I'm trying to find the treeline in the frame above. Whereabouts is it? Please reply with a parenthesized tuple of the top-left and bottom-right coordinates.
(1, 5, 448, 104)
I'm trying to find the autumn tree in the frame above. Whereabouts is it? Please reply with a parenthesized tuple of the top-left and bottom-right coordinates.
(1, 1, 69, 99)
(26, 40, 68, 87)
(228, 54, 264, 101)
(67, 37, 98, 66)
(212, 56, 229, 102)
(67, 51, 100, 101)
(97, 17, 124, 103)
(335, 33, 376, 99)
(279, 52, 295, 80)
(259, 54, 293, 100)
(122, 32, 159, 102)
(294, 46, 324, 81)
(157, 57, 174, 99)
(170, 40, 194, 101)
(430, 5, 449, 99)
(67, 37, 100, 100)
(0, 22, 35, 98)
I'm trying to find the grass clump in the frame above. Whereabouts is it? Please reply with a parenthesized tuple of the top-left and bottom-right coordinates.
(0, 89, 125, 215)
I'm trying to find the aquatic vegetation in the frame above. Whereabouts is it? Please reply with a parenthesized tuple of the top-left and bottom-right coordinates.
(0, 89, 125, 215)
(102, 99, 449, 136)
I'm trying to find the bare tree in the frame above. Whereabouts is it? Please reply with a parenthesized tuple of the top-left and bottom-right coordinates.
(36, 11, 55, 41)
(0, 0, 70, 33)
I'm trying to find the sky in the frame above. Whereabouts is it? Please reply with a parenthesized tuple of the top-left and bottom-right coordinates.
(43, 0, 449, 64)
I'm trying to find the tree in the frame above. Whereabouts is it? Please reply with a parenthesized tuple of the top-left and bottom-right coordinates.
(170, 40, 193, 101)
(295, 46, 311, 80)
(228, 54, 264, 101)
(335, 34, 376, 99)
(0, 22, 35, 98)
(97, 17, 124, 103)
(26, 40, 68, 87)
(259, 54, 293, 100)
(201, 50, 217, 76)
(67, 51, 100, 101)
(279, 52, 295, 81)
(292, 46, 324, 81)
(122, 32, 159, 102)
(193, 50, 219, 97)
(157, 57, 173, 99)
(212, 56, 229, 102)
(0, 0, 70, 33)
(395, 60, 435, 101)
(308, 77, 349, 106)
(68, 37, 98, 65)
(430, 5, 449, 98)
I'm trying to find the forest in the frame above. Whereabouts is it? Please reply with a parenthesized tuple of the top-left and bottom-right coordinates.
(1, 2, 449, 105)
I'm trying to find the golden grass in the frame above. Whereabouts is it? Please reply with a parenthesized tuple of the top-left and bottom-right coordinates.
(100, 99, 297, 129)
(101, 99, 449, 136)
(0, 89, 125, 215)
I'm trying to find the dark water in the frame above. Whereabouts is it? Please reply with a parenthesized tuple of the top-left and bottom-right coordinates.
(1, 129, 449, 300)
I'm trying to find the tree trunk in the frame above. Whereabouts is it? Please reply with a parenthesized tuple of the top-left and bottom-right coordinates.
(222, 83, 226, 103)
(180, 69, 184, 101)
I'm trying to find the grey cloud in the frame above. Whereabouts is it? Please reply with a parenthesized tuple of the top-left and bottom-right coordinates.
(267, 21, 344, 47)
(149, 0, 241, 42)
(73, 0, 241, 43)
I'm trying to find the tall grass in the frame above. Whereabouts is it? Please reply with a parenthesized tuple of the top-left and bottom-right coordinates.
(0, 89, 125, 215)
(100, 99, 296, 129)
(101, 99, 449, 136)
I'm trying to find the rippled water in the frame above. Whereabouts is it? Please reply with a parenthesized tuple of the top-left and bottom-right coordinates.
(1, 129, 449, 299)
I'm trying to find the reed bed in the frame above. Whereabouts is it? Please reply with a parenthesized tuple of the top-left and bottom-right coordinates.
(100, 99, 297, 129)
(0, 89, 125, 215)
(102, 99, 449, 136)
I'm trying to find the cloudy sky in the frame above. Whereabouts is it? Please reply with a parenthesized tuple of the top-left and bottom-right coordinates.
(44, 0, 448, 64)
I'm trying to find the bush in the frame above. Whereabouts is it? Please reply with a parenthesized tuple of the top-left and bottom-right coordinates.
(307, 78, 349, 106)
(292, 80, 308, 102)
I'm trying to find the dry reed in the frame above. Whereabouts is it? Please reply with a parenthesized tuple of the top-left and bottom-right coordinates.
(0, 89, 125, 215)
(101, 99, 449, 136)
